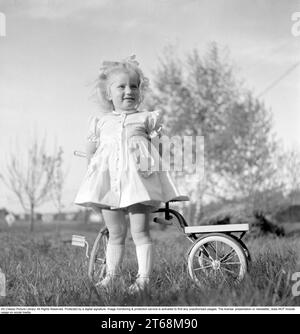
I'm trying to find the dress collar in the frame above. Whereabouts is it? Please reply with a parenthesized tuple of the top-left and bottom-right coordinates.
(112, 109, 139, 115)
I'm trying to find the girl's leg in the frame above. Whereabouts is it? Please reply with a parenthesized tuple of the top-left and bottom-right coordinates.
(98, 209, 127, 286)
(128, 204, 153, 291)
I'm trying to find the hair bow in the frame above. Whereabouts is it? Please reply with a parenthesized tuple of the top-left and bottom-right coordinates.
(99, 55, 139, 73)
(121, 55, 139, 66)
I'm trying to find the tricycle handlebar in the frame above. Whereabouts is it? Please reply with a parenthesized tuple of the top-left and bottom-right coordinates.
(74, 150, 87, 158)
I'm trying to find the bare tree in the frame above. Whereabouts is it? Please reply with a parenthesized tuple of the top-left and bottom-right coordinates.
(50, 147, 67, 233)
(50, 147, 66, 217)
(0, 136, 62, 232)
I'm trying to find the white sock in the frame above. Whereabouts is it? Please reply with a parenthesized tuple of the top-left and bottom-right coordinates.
(136, 243, 153, 281)
(106, 243, 125, 276)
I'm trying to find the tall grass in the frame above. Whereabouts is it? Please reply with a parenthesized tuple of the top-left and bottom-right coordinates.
(0, 224, 300, 306)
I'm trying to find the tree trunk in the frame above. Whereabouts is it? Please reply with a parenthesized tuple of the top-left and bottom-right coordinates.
(30, 203, 35, 232)
(193, 180, 204, 225)
(187, 203, 193, 225)
(193, 196, 203, 225)
(55, 209, 61, 236)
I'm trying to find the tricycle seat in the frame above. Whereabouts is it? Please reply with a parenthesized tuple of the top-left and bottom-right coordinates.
(168, 196, 190, 202)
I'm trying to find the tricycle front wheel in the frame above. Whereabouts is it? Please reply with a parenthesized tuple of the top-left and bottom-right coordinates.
(88, 227, 109, 285)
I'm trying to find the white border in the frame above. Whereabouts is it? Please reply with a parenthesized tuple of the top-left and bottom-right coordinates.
(0, 306, 300, 314)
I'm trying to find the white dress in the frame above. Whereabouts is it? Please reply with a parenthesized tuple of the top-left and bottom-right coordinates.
(74, 109, 184, 211)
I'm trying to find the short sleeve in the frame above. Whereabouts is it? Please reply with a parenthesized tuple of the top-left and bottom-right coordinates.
(146, 110, 163, 138)
(86, 116, 100, 144)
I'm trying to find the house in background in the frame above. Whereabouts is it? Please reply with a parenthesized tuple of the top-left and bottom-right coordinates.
(0, 208, 16, 227)
(41, 213, 55, 224)
(0, 208, 9, 222)
(1, 207, 104, 226)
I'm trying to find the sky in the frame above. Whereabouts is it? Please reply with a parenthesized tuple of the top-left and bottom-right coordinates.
(0, 0, 300, 213)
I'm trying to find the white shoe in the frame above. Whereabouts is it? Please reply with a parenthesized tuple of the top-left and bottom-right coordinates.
(95, 243, 125, 289)
(128, 276, 150, 294)
(95, 273, 117, 289)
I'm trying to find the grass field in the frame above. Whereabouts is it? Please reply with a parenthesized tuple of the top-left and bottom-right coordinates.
(0, 221, 300, 307)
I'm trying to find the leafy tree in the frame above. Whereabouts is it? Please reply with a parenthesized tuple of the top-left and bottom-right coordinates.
(149, 43, 281, 222)
(280, 147, 300, 204)
(210, 92, 281, 202)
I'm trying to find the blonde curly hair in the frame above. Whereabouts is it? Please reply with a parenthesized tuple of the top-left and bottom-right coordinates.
(93, 55, 150, 112)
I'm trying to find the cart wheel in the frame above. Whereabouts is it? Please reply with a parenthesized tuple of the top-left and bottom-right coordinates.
(88, 227, 109, 285)
(188, 233, 247, 287)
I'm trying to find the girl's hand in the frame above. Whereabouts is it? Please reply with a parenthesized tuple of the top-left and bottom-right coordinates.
(85, 141, 97, 165)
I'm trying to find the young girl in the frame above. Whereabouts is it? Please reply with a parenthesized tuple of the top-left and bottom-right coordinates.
(74, 55, 183, 292)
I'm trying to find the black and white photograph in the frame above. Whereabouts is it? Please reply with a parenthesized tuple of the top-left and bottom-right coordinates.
(0, 0, 300, 315)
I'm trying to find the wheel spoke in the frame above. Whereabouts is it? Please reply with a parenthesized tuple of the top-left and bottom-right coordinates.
(194, 264, 213, 271)
(222, 261, 241, 265)
(198, 253, 211, 263)
(220, 249, 236, 263)
(219, 268, 230, 285)
(202, 245, 214, 261)
(221, 266, 237, 276)
(208, 242, 216, 253)
(214, 266, 218, 280)
(207, 242, 219, 261)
